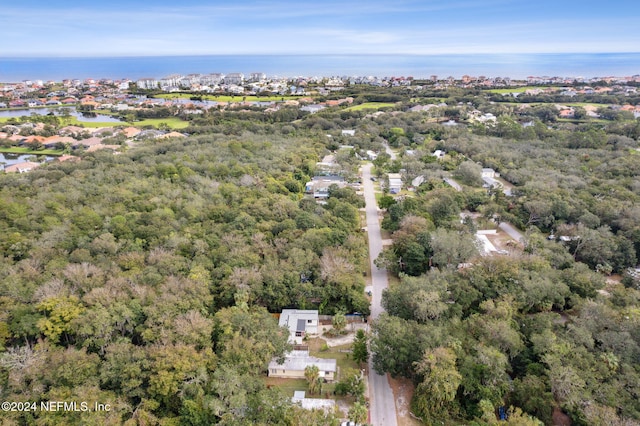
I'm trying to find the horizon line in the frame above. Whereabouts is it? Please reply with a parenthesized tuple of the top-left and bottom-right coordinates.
(4, 51, 640, 59)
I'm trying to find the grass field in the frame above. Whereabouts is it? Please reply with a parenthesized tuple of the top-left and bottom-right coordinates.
(156, 94, 300, 102)
(345, 102, 396, 111)
(263, 377, 308, 397)
(0, 147, 64, 156)
(0, 115, 190, 129)
(486, 86, 552, 94)
(565, 102, 612, 108)
(128, 117, 191, 129)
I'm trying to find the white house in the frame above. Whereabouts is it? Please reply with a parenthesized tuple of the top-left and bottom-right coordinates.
(279, 309, 319, 344)
(292, 391, 336, 412)
(432, 150, 445, 159)
(268, 350, 337, 381)
(482, 168, 497, 178)
(4, 161, 41, 173)
(387, 173, 403, 194)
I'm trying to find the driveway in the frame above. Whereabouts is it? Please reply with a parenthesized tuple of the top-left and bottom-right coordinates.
(498, 222, 525, 243)
(361, 163, 398, 426)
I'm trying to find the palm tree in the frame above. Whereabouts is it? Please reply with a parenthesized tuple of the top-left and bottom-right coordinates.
(304, 365, 320, 395)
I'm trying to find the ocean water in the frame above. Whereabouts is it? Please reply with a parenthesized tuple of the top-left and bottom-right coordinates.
(1, 53, 640, 82)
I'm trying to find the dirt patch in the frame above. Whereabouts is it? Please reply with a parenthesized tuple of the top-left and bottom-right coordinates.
(552, 407, 572, 426)
(388, 376, 422, 426)
(486, 228, 523, 254)
(319, 323, 369, 348)
(306, 337, 327, 352)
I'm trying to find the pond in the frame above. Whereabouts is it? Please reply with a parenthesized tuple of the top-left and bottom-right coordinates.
(0, 152, 55, 167)
(0, 107, 123, 123)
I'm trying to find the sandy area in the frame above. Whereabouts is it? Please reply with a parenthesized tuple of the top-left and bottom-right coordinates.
(388, 376, 422, 426)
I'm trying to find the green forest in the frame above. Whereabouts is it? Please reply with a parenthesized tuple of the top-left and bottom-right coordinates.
(1, 82, 640, 425)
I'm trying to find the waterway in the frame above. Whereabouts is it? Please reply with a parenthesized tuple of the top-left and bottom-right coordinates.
(0, 152, 55, 167)
(0, 107, 122, 123)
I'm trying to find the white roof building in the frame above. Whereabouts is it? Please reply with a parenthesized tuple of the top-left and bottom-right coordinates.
(292, 391, 336, 412)
(279, 309, 319, 344)
(388, 173, 403, 194)
(268, 350, 337, 381)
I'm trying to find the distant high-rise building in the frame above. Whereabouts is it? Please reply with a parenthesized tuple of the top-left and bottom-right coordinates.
(249, 72, 266, 82)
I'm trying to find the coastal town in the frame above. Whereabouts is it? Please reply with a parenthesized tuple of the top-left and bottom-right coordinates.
(1, 66, 640, 425)
(2, 71, 640, 175)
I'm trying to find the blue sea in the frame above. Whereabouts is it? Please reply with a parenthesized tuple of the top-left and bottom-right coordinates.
(1, 53, 640, 82)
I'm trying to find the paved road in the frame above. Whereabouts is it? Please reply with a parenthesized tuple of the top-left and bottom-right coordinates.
(383, 142, 397, 160)
(362, 163, 398, 426)
(499, 222, 525, 243)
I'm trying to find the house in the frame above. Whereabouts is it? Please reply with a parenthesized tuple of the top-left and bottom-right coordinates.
(432, 150, 445, 159)
(279, 309, 319, 344)
(559, 109, 575, 119)
(305, 176, 346, 200)
(476, 231, 498, 256)
(4, 161, 41, 173)
(291, 391, 336, 412)
(74, 137, 103, 149)
(412, 175, 425, 187)
(341, 129, 355, 137)
(268, 350, 337, 382)
(43, 135, 77, 149)
(301, 104, 326, 114)
(387, 173, 403, 194)
(481, 168, 496, 178)
(120, 127, 142, 138)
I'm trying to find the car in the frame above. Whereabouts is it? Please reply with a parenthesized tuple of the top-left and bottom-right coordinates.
(341, 422, 359, 426)
(370, 177, 377, 181)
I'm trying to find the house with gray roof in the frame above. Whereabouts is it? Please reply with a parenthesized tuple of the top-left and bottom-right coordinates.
(268, 350, 337, 382)
(279, 309, 319, 344)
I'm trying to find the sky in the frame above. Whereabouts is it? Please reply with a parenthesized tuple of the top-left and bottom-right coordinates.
(2, 0, 639, 57)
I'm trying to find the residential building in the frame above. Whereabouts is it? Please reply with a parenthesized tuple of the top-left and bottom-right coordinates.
(137, 78, 159, 90)
(291, 391, 336, 412)
(249, 72, 266, 82)
(279, 309, 319, 344)
(223, 73, 244, 85)
(268, 350, 337, 382)
(4, 161, 41, 173)
(482, 168, 497, 178)
(305, 176, 345, 200)
(387, 173, 403, 194)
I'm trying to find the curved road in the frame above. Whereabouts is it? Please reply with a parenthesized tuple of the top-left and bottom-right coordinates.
(362, 163, 398, 426)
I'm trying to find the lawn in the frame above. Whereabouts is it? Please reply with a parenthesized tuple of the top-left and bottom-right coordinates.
(56, 116, 191, 129)
(486, 86, 551, 94)
(345, 102, 396, 111)
(565, 102, 612, 108)
(129, 117, 191, 129)
(263, 377, 308, 397)
(156, 94, 300, 102)
(0, 147, 64, 156)
(311, 342, 360, 375)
